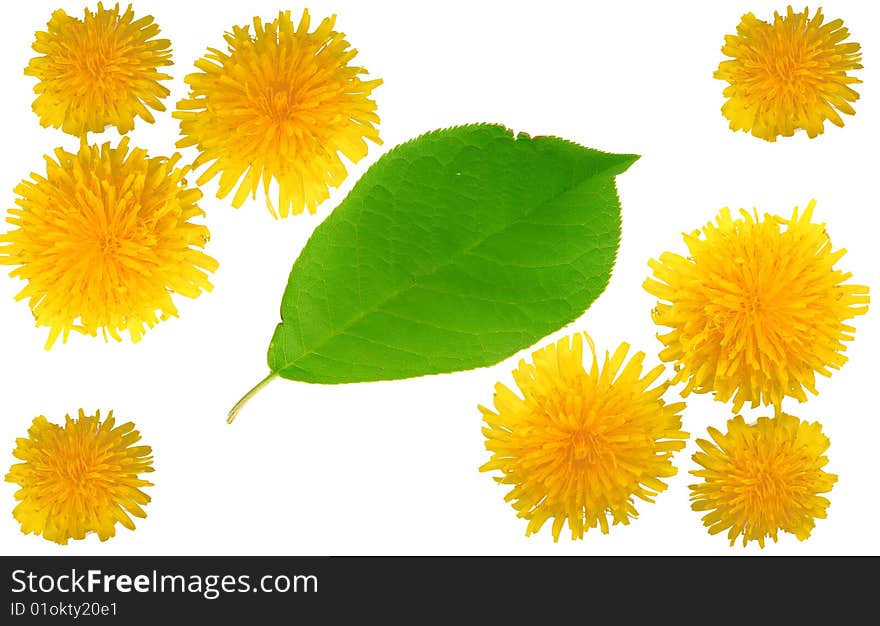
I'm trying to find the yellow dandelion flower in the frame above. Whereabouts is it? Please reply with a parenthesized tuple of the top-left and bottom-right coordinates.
(480, 333, 688, 541)
(644, 201, 869, 413)
(0, 137, 218, 349)
(6, 409, 154, 545)
(690, 413, 835, 547)
(174, 9, 383, 219)
(715, 6, 862, 141)
(26, 3, 173, 137)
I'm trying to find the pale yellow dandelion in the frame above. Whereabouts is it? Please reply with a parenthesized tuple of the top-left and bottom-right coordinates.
(644, 201, 868, 412)
(175, 9, 382, 218)
(481, 333, 688, 541)
(690, 413, 836, 547)
(716, 6, 862, 141)
(6, 410, 154, 545)
(26, 3, 172, 136)
(0, 138, 218, 348)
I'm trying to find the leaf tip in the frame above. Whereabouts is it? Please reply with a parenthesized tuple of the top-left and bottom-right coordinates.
(609, 152, 640, 174)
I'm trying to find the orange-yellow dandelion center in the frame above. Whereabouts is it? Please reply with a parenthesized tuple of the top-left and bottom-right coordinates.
(253, 79, 299, 122)
(712, 257, 790, 331)
(74, 38, 125, 90)
(698, 224, 838, 372)
(521, 391, 658, 502)
(755, 40, 818, 97)
(242, 78, 314, 150)
(735, 458, 794, 518)
(78, 200, 141, 271)
(569, 429, 603, 463)
(263, 88, 291, 121)
(62, 182, 154, 287)
(559, 417, 642, 470)
(225, 42, 355, 155)
(51, 446, 99, 496)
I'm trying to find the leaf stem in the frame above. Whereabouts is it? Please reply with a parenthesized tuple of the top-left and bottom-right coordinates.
(227, 372, 279, 424)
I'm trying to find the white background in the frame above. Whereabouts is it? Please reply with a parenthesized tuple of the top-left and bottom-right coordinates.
(1, 0, 878, 556)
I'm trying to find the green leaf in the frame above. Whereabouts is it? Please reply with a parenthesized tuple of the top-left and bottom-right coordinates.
(230, 124, 637, 420)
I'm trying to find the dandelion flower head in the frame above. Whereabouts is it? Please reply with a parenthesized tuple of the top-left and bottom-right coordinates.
(480, 333, 688, 541)
(6, 409, 154, 545)
(690, 413, 835, 547)
(715, 6, 862, 141)
(644, 200, 868, 412)
(0, 138, 218, 349)
(175, 9, 383, 218)
(26, 3, 172, 136)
